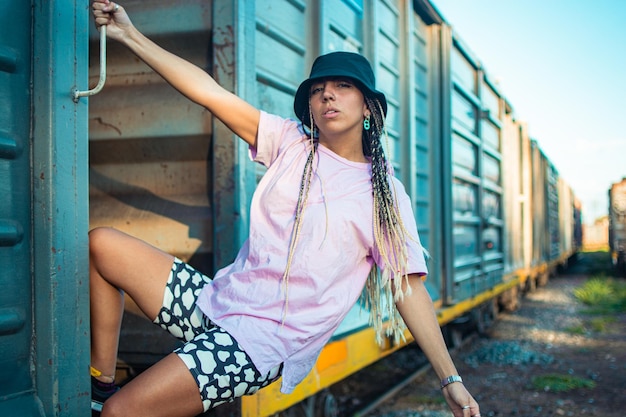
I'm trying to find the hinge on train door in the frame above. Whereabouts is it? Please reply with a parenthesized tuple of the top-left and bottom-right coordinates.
(73, 27, 107, 102)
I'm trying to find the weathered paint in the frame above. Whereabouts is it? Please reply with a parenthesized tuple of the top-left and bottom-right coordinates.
(32, 1, 91, 415)
(0, 0, 35, 413)
(445, 35, 506, 303)
(0, 0, 90, 416)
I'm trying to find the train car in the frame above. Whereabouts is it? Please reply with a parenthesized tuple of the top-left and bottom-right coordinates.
(501, 110, 533, 294)
(558, 178, 579, 268)
(528, 141, 560, 287)
(0, 1, 91, 416)
(1, 0, 582, 416)
(609, 178, 626, 276)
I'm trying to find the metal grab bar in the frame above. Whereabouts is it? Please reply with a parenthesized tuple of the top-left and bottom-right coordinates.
(73, 26, 107, 102)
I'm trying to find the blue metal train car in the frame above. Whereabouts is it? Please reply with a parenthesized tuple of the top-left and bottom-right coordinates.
(0, 0, 581, 416)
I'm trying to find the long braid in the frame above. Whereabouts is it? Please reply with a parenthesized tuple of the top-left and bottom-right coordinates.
(281, 108, 318, 325)
(363, 96, 415, 345)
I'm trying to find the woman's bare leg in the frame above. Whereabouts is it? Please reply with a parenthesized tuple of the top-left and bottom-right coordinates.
(101, 353, 203, 417)
(90, 227, 204, 415)
(89, 227, 175, 380)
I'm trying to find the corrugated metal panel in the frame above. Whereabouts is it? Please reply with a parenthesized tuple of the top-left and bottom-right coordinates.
(255, 0, 307, 124)
(519, 122, 533, 271)
(558, 178, 573, 257)
(531, 147, 560, 264)
(478, 77, 504, 290)
(547, 163, 560, 261)
(254, 0, 307, 189)
(530, 140, 548, 266)
(0, 0, 33, 411)
(501, 113, 524, 274)
(410, 6, 438, 300)
(448, 36, 505, 301)
(449, 41, 482, 299)
(501, 115, 534, 276)
(374, 0, 403, 172)
(326, 0, 364, 51)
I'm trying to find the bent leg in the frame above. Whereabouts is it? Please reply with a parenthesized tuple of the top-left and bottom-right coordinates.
(101, 326, 281, 416)
(101, 353, 203, 417)
(89, 227, 175, 380)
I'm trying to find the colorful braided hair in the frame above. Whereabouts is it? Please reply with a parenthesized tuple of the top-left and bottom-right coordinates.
(361, 96, 415, 345)
(284, 93, 415, 345)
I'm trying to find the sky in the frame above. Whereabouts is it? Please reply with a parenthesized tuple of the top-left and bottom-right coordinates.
(431, 0, 626, 225)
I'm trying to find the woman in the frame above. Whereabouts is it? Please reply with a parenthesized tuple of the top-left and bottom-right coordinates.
(90, 1, 481, 417)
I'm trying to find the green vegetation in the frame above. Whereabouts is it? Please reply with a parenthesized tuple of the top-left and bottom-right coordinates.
(568, 265, 626, 335)
(573, 276, 626, 314)
(589, 315, 617, 332)
(564, 324, 585, 335)
(531, 374, 596, 392)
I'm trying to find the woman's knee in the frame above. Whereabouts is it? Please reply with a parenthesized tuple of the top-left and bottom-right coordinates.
(89, 227, 122, 258)
(88, 227, 134, 282)
(100, 393, 128, 417)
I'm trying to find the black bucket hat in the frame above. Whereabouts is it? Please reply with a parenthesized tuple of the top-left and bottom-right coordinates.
(293, 51, 388, 128)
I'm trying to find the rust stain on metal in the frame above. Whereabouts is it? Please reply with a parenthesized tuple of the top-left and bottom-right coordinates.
(92, 117, 122, 136)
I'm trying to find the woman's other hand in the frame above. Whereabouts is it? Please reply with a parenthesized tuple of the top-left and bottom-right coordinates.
(442, 382, 481, 417)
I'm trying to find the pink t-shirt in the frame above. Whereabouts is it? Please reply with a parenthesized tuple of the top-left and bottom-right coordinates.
(196, 111, 427, 393)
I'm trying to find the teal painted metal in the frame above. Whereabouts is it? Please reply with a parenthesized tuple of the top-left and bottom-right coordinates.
(438, 23, 455, 305)
(31, 0, 91, 413)
(446, 36, 505, 303)
(0, 0, 35, 414)
(12, 0, 90, 415)
(212, 0, 259, 270)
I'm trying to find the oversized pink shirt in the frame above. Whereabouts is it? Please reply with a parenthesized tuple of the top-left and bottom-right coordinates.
(196, 111, 427, 393)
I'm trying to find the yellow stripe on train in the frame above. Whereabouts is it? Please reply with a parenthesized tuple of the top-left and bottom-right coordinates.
(241, 255, 574, 416)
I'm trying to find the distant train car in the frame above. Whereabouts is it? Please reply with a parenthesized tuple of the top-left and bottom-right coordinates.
(1, 0, 581, 416)
(609, 178, 626, 276)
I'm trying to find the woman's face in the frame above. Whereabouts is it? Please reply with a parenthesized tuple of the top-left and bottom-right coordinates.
(308, 77, 370, 141)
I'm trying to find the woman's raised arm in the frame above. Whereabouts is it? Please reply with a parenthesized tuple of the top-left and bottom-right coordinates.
(92, 0, 260, 147)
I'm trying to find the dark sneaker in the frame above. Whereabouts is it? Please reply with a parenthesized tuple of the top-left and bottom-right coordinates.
(91, 376, 119, 415)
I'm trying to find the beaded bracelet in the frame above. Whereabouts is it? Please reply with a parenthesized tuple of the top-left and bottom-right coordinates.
(440, 375, 463, 389)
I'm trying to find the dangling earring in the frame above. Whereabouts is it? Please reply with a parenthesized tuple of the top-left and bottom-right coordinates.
(363, 115, 371, 131)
